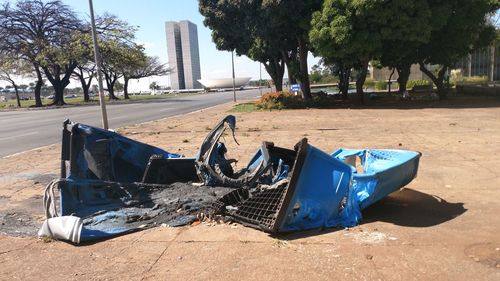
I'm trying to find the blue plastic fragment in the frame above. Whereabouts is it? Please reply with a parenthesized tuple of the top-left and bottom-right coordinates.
(42, 118, 422, 244)
(331, 148, 421, 226)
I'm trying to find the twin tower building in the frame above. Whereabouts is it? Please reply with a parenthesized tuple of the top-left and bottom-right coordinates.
(165, 20, 202, 90)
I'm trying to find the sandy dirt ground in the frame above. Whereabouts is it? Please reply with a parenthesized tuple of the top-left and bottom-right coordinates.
(0, 95, 499, 280)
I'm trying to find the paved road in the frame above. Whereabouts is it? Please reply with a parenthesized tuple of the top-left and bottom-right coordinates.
(0, 89, 266, 157)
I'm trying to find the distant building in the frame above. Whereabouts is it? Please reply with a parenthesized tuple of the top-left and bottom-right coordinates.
(455, 45, 499, 81)
(198, 77, 251, 89)
(369, 64, 425, 81)
(165, 20, 202, 89)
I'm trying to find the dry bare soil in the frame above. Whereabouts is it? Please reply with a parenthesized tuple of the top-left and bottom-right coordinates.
(0, 95, 499, 280)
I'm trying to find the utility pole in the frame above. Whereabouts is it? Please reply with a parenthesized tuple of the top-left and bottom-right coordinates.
(232, 50, 236, 102)
(88, 0, 109, 130)
(259, 62, 262, 96)
(490, 45, 495, 82)
(467, 54, 472, 77)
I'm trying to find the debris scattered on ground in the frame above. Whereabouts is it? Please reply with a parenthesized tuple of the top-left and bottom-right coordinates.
(36, 115, 421, 244)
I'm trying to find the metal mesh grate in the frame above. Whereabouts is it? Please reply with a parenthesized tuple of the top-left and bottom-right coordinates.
(211, 188, 249, 214)
(232, 185, 288, 230)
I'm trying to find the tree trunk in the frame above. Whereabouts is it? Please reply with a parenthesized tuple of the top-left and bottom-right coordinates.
(82, 85, 90, 102)
(388, 68, 395, 94)
(53, 84, 65, 106)
(419, 62, 447, 100)
(275, 74, 283, 92)
(396, 64, 411, 95)
(76, 73, 90, 102)
(355, 61, 369, 104)
(34, 65, 43, 107)
(14, 85, 20, 107)
(123, 76, 130, 99)
(339, 66, 351, 100)
(297, 37, 311, 100)
(108, 80, 118, 100)
(43, 66, 66, 106)
(104, 72, 119, 100)
(281, 50, 298, 86)
(263, 57, 285, 92)
(273, 57, 284, 92)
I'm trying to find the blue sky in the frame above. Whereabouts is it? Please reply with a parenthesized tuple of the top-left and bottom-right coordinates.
(61, 0, 319, 85)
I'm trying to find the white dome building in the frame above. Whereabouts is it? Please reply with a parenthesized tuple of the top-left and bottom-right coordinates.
(197, 77, 251, 89)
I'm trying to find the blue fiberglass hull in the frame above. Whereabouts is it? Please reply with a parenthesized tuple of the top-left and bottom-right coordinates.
(331, 148, 421, 226)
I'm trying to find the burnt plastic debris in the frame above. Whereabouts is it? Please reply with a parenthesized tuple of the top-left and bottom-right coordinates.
(38, 116, 421, 243)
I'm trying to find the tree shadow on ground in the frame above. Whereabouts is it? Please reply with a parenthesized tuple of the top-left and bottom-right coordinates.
(275, 188, 466, 241)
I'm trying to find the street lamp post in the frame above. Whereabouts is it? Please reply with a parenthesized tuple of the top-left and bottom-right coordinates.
(88, 0, 109, 130)
(232, 50, 236, 102)
(259, 62, 262, 96)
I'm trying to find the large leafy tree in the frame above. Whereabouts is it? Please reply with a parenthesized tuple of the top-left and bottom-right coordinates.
(94, 14, 144, 100)
(73, 62, 95, 102)
(247, 37, 286, 91)
(100, 40, 145, 100)
(417, 0, 498, 99)
(310, 0, 433, 103)
(310, 0, 381, 103)
(200, 0, 299, 92)
(376, 1, 432, 95)
(0, 54, 31, 107)
(261, 0, 323, 99)
(73, 13, 139, 102)
(0, 0, 83, 106)
(123, 56, 171, 99)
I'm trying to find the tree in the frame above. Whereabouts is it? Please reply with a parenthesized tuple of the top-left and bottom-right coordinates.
(309, 60, 337, 84)
(114, 80, 124, 92)
(73, 63, 95, 102)
(149, 81, 159, 93)
(372, 2, 433, 95)
(100, 41, 145, 100)
(246, 38, 286, 92)
(73, 13, 139, 101)
(200, 0, 322, 98)
(417, 0, 498, 99)
(0, 54, 30, 107)
(261, 0, 323, 100)
(310, 0, 378, 103)
(309, 63, 323, 84)
(71, 31, 96, 102)
(90, 14, 141, 100)
(0, 0, 83, 106)
(199, 0, 290, 92)
(310, 0, 433, 103)
(123, 56, 171, 99)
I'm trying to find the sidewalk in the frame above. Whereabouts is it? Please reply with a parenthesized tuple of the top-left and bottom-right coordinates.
(1, 96, 499, 280)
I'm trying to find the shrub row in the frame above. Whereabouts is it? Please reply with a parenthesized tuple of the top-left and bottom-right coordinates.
(255, 91, 337, 110)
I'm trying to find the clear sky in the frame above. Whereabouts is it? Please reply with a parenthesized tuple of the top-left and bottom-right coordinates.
(59, 0, 319, 87)
(0, 0, 319, 90)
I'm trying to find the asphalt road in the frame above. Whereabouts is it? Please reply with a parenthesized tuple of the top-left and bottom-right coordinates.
(0, 88, 266, 157)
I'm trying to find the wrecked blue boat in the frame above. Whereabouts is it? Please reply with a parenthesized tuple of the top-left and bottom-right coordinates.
(38, 116, 421, 243)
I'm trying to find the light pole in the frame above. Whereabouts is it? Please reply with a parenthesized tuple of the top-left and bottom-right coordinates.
(88, 0, 109, 130)
(259, 62, 262, 96)
(232, 50, 236, 102)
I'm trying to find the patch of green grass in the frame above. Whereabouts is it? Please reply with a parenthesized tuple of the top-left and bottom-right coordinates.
(230, 102, 259, 112)
(0, 92, 198, 110)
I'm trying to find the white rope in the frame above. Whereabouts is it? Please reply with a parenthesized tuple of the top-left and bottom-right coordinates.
(43, 179, 66, 219)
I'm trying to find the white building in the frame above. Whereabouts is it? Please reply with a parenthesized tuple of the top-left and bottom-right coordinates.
(165, 20, 202, 90)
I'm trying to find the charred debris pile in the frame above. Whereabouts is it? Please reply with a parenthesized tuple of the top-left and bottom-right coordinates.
(38, 116, 420, 243)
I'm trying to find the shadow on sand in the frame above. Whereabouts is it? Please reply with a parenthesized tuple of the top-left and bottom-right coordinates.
(275, 188, 466, 240)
